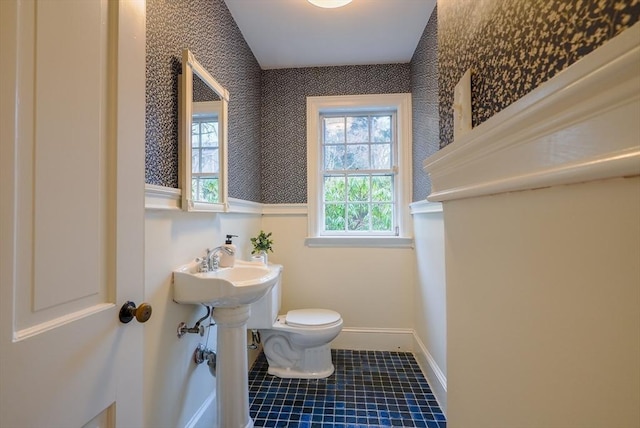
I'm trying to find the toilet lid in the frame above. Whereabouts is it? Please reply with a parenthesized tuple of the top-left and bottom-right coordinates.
(285, 309, 341, 327)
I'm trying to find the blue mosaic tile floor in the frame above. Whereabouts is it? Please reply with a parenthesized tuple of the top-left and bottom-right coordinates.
(248, 349, 446, 428)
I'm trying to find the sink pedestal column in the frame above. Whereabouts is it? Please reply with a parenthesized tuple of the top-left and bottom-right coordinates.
(212, 305, 253, 428)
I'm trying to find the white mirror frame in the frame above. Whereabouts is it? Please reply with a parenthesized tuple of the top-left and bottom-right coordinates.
(179, 48, 229, 212)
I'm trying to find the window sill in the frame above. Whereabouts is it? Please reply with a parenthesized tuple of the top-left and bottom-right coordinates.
(304, 236, 414, 248)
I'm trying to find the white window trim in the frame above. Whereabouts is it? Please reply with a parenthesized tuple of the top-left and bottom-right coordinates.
(306, 93, 413, 248)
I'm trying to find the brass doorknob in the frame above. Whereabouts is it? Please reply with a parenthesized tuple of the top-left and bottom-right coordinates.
(119, 301, 153, 323)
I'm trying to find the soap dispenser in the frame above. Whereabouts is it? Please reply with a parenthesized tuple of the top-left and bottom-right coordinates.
(219, 234, 237, 268)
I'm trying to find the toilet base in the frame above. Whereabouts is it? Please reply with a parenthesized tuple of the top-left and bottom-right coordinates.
(267, 363, 335, 379)
(261, 331, 337, 379)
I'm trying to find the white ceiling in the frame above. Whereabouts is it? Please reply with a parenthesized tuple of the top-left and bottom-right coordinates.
(223, 0, 436, 70)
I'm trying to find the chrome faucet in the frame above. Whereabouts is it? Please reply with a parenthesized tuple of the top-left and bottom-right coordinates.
(207, 246, 235, 271)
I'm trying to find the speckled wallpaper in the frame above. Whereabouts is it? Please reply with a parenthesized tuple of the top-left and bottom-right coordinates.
(410, 7, 438, 201)
(438, 0, 640, 147)
(260, 65, 411, 204)
(193, 75, 220, 102)
(146, 0, 262, 201)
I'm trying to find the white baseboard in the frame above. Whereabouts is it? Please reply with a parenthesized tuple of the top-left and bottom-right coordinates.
(332, 327, 415, 351)
(412, 332, 447, 415)
(184, 391, 216, 428)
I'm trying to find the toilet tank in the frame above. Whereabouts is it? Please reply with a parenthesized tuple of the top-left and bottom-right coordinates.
(246, 267, 281, 329)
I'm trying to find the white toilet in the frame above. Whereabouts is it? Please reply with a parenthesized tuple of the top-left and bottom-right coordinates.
(247, 273, 343, 379)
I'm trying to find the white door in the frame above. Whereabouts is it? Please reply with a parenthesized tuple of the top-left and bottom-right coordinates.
(0, 1, 146, 426)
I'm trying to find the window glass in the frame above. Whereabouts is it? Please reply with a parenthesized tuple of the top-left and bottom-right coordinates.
(191, 116, 219, 203)
(320, 112, 396, 235)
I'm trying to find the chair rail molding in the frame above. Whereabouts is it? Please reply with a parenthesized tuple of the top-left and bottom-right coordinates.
(261, 203, 308, 216)
(144, 185, 311, 216)
(425, 23, 640, 202)
(144, 184, 181, 210)
(409, 200, 442, 215)
(144, 185, 262, 214)
(227, 197, 263, 214)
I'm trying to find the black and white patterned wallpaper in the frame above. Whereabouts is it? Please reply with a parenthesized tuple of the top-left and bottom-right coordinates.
(147, 1, 636, 203)
(260, 65, 411, 204)
(410, 7, 438, 201)
(193, 75, 220, 102)
(146, 0, 262, 201)
(438, 0, 640, 148)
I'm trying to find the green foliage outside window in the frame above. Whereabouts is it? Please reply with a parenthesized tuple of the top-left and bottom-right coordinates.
(323, 175, 393, 232)
(192, 177, 218, 203)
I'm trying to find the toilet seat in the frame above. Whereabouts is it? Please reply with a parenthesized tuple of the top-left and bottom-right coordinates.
(285, 309, 341, 328)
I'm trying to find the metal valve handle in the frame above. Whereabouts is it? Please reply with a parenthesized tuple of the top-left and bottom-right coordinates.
(119, 301, 153, 323)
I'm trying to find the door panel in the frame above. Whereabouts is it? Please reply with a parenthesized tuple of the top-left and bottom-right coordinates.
(0, 1, 145, 426)
(33, 0, 108, 312)
(17, 0, 109, 327)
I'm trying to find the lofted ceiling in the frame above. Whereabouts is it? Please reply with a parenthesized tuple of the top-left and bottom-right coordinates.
(223, 0, 436, 70)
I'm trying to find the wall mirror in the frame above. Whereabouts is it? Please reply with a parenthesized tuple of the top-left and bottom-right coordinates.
(179, 48, 229, 212)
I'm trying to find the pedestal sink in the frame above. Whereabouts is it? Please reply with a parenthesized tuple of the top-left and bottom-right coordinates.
(173, 260, 282, 428)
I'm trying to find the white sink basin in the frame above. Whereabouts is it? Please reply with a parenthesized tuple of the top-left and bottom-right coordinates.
(173, 260, 281, 307)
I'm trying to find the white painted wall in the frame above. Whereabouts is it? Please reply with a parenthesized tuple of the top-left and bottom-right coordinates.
(144, 208, 262, 427)
(143, 204, 445, 426)
(412, 205, 447, 412)
(260, 213, 416, 350)
(444, 177, 640, 427)
(425, 25, 640, 427)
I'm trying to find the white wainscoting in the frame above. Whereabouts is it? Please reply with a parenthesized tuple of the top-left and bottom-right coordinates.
(186, 392, 216, 428)
(410, 200, 447, 414)
(412, 332, 447, 412)
(424, 23, 639, 428)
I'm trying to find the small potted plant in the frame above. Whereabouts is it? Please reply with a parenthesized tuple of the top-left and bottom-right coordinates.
(250, 230, 274, 264)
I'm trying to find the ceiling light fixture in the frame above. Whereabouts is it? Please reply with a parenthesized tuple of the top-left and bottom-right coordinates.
(307, 0, 352, 8)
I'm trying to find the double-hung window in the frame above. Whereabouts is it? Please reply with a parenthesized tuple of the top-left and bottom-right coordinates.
(322, 112, 396, 233)
(306, 94, 413, 247)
